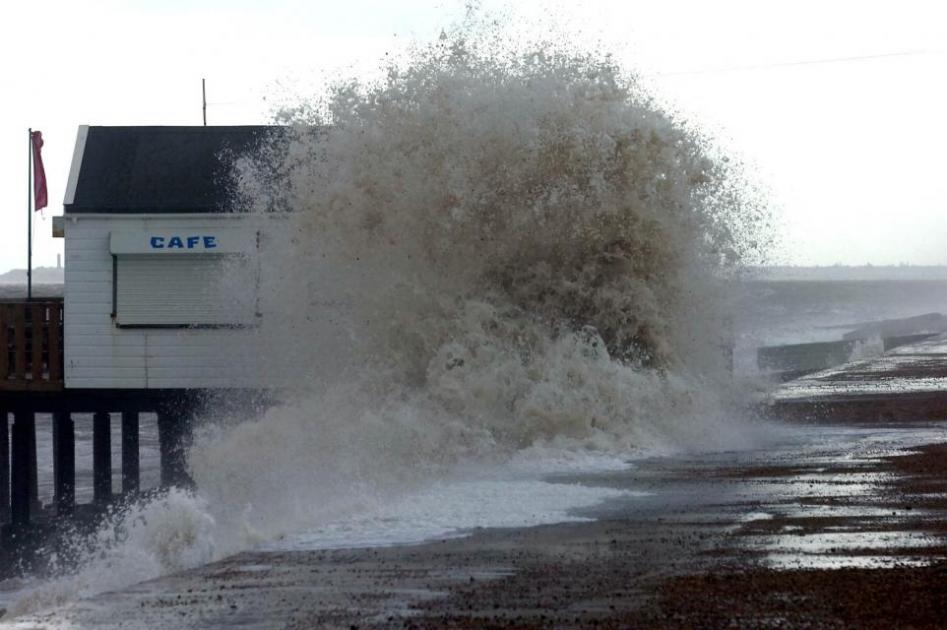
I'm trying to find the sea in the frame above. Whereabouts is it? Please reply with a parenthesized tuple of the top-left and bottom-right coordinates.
(733, 274, 947, 374)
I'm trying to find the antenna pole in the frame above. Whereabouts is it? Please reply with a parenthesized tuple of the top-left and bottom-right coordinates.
(202, 78, 207, 126)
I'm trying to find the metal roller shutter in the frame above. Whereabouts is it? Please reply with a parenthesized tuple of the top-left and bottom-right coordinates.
(115, 254, 257, 326)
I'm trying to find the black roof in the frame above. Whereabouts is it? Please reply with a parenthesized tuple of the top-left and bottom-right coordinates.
(65, 126, 280, 214)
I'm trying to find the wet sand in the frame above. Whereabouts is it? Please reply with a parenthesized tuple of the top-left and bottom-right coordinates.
(6, 421, 947, 629)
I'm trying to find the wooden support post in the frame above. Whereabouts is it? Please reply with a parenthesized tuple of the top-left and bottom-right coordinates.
(52, 409, 58, 490)
(0, 410, 8, 515)
(10, 411, 35, 527)
(53, 412, 75, 516)
(93, 412, 112, 506)
(121, 411, 140, 496)
(157, 407, 192, 489)
(27, 411, 38, 511)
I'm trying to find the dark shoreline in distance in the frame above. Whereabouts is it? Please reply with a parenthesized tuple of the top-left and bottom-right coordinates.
(746, 264, 947, 282)
(0, 284, 63, 299)
(0, 266, 63, 286)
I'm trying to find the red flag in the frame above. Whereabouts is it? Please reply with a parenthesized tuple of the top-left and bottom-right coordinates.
(31, 130, 47, 210)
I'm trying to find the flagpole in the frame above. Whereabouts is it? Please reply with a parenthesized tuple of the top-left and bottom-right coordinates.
(27, 128, 33, 301)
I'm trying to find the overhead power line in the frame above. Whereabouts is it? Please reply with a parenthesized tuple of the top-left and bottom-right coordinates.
(658, 49, 939, 77)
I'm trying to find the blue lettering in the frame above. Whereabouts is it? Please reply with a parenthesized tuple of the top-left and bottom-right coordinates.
(148, 235, 221, 250)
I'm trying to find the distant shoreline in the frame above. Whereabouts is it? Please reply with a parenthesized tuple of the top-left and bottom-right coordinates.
(0, 283, 63, 299)
(746, 265, 947, 282)
(0, 266, 64, 285)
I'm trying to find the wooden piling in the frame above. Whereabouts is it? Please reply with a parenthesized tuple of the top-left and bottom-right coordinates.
(53, 412, 75, 516)
(52, 409, 58, 493)
(121, 411, 139, 496)
(10, 412, 35, 527)
(92, 412, 112, 505)
(157, 407, 192, 489)
(27, 411, 38, 510)
(0, 410, 8, 514)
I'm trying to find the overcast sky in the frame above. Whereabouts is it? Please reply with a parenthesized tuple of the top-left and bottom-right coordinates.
(0, 0, 944, 273)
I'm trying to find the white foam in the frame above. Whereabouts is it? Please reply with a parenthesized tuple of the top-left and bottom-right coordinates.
(266, 476, 639, 551)
(1, 489, 215, 620)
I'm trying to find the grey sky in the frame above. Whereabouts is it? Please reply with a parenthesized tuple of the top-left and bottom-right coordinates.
(0, 0, 944, 272)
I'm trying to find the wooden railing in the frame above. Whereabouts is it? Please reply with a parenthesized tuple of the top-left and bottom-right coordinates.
(0, 300, 64, 391)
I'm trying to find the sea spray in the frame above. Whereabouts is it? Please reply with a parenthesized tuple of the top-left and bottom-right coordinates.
(3, 489, 214, 619)
(197, 27, 772, 540)
(238, 38, 769, 373)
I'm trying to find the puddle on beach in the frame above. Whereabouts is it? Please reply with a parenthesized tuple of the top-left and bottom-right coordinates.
(745, 530, 942, 553)
(762, 553, 937, 570)
(725, 504, 947, 571)
(777, 504, 921, 521)
(720, 426, 947, 571)
(728, 476, 888, 506)
(775, 376, 947, 400)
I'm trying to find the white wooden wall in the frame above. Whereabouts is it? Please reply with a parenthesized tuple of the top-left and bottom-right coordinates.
(64, 214, 277, 390)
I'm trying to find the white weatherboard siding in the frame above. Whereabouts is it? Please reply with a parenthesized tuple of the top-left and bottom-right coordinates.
(64, 214, 274, 389)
